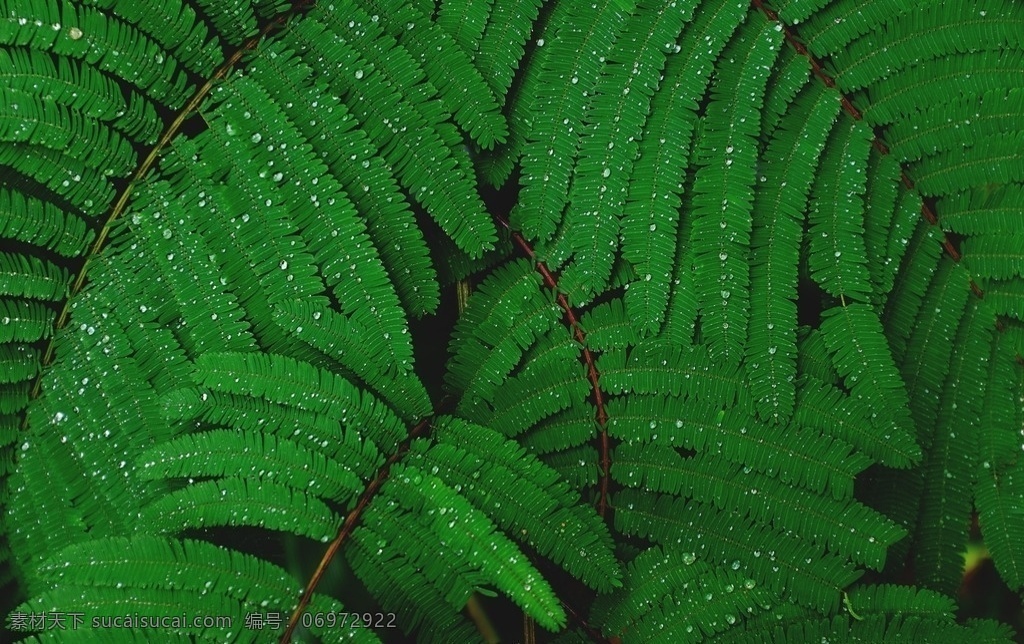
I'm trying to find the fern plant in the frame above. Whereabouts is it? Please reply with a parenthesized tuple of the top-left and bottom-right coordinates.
(1, 0, 1023, 641)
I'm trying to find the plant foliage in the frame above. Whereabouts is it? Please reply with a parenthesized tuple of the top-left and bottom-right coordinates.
(1, 0, 1023, 641)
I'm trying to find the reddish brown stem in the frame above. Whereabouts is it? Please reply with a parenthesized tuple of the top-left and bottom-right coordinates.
(26, 7, 301, 409)
(750, 0, 1004, 320)
(498, 219, 611, 517)
(281, 414, 436, 643)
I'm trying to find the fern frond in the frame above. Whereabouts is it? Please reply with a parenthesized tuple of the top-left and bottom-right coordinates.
(826, 1, 1024, 94)
(0, 188, 93, 257)
(353, 0, 509, 149)
(910, 131, 1024, 197)
(592, 547, 774, 643)
(88, 0, 226, 71)
(614, 445, 904, 569)
(795, 327, 839, 384)
(725, 604, 1013, 643)
(347, 506, 479, 642)
(192, 352, 408, 451)
(285, 11, 497, 257)
(0, 254, 69, 301)
(190, 0, 258, 46)
(555, 0, 694, 301)
(938, 184, 1024, 236)
(601, 340, 750, 408)
(21, 535, 368, 642)
(119, 181, 257, 357)
(819, 301, 914, 446)
(911, 298, 989, 593)
(4, 0, 1024, 639)
(792, 375, 920, 468)
(0, 299, 52, 344)
(984, 279, 1024, 320)
(382, 464, 566, 630)
(881, 221, 945, 360)
(520, 404, 596, 456)
(758, 46, 810, 142)
(445, 259, 561, 415)
(900, 260, 972, 449)
(786, 0, 908, 56)
(579, 299, 639, 351)
(657, 198, 700, 345)
(888, 88, 1024, 165)
(159, 388, 383, 474)
(474, 5, 557, 189)
(976, 342, 1024, 591)
(0, 344, 37, 385)
(538, 445, 599, 490)
(244, 40, 440, 315)
(513, 0, 635, 242)
(179, 89, 419, 371)
(271, 301, 431, 422)
(606, 395, 869, 500)
(0, 0, 191, 107)
(691, 16, 782, 365)
(482, 356, 590, 438)
(437, 0, 495, 58)
(861, 148, 903, 295)
(806, 117, 874, 301)
(860, 49, 1024, 126)
(962, 234, 1024, 281)
(0, 46, 161, 143)
(33, 536, 301, 619)
(613, 489, 861, 613)
(423, 416, 621, 591)
(746, 82, 839, 423)
(472, 0, 544, 98)
(137, 429, 366, 504)
(140, 477, 341, 541)
(0, 144, 113, 216)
